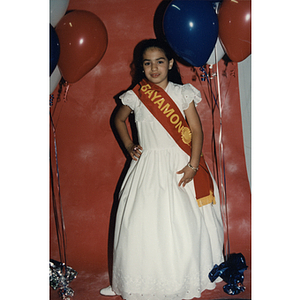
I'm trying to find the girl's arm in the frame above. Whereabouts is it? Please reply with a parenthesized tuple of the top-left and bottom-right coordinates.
(177, 101, 203, 187)
(114, 105, 143, 161)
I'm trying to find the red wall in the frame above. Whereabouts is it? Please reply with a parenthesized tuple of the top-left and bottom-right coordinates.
(50, 0, 251, 276)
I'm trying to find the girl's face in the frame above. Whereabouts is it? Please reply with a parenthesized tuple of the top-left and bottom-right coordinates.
(142, 47, 174, 89)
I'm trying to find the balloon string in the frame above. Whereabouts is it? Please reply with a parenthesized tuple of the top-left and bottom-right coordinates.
(50, 155, 64, 267)
(63, 82, 70, 102)
(215, 61, 230, 260)
(50, 110, 68, 272)
(193, 67, 219, 188)
(206, 44, 231, 260)
(198, 66, 219, 183)
(50, 81, 70, 130)
(51, 79, 64, 117)
(199, 63, 230, 261)
(200, 67, 219, 110)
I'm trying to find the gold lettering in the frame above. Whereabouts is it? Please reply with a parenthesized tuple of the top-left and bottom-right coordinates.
(175, 121, 184, 133)
(161, 103, 175, 117)
(170, 114, 179, 124)
(154, 98, 165, 109)
(145, 89, 154, 99)
(151, 91, 162, 102)
(141, 84, 151, 92)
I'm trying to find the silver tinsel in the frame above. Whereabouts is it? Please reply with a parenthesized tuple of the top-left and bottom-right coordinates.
(49, 259, 78, 300)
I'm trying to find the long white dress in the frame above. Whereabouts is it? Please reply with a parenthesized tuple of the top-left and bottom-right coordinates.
(112, 82, 224, 300)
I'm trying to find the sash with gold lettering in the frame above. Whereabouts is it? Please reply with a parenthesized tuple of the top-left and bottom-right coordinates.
(132, 79, 216, 207)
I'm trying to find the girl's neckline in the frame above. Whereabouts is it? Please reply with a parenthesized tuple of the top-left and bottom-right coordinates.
(164, 81, 170, 91)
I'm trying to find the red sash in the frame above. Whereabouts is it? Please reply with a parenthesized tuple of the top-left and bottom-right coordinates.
(132, 79, 215, 207)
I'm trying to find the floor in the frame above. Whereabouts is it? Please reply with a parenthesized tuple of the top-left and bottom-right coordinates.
(49, 268, 251, 300)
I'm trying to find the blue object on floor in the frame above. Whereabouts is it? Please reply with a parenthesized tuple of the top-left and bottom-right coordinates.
(209, 253, 248, 295)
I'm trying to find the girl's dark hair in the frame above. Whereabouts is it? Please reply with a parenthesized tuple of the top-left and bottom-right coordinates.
(130, 39, 183, 86)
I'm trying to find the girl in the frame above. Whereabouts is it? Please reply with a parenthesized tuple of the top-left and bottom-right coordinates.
(101, 39, 224, 299)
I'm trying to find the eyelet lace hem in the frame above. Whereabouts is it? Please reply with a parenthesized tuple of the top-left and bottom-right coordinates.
(112, 270, 219, 300)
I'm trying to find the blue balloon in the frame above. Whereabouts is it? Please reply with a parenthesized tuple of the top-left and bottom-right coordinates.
(163, 0, 219, 67)
(50, 24, 60, 76)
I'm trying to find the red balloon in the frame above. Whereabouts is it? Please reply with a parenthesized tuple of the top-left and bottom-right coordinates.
(218, 0, 251, 62)
(56, 10, 108, 83)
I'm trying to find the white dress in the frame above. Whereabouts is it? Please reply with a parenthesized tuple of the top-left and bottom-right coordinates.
(112, 82, 224, 300)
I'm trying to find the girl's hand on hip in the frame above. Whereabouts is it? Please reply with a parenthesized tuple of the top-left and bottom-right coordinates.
(126, 143, 143, 161)
(177, 165, 196, 187)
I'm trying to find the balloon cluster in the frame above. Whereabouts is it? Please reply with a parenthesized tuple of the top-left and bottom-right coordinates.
(163, 0, 251, 67)
(49, 0, 108, 93)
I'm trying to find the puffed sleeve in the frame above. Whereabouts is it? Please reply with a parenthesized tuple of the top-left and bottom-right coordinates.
(181, 84, 202, 110)
(119, 90, 140, 111)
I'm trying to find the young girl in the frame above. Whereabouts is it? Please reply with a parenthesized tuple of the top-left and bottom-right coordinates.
(101, 39, 224, 299)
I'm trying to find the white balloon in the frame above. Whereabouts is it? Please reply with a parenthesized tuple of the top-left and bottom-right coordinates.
(50, 0, 70, 27)
(50, 66, 62, 94)
(206, 37, 225, 66)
